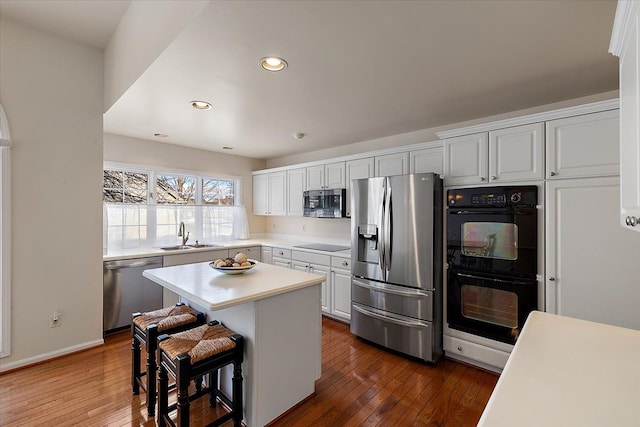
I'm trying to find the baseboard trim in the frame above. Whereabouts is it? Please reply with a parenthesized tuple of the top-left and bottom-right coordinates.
(0, 339, 104, 374)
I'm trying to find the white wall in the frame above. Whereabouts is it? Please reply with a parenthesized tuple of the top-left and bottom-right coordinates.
(0, 18, 104, 370)
(103, 133, 267, 235)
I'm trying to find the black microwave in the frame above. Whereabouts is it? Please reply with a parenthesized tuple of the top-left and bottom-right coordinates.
(303, 189, 347, 218)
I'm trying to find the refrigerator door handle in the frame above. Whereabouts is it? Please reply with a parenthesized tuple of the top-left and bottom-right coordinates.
(378, 179, 386, 278)
(384, 178, 392, 271)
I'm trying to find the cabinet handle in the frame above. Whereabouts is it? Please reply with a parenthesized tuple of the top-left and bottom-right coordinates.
(480, 177, 486, 181)
(342, 261, 349, 266)
(550, 171, 557, 177)
(491, 176, 497, 180)
(457, 346, 463, 352)
(549, 277, 555, 281)
(625, 216, 638, 227)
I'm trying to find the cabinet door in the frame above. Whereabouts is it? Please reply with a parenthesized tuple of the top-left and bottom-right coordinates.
(230, 246, 261, 262)
(444, 133, 488, 185)
(309, 263, 330, 314)
(619, 6, 640, 230)
(268, 171, 287, 216)
(261, 247, 272, 264)
(546, 177, 640, 330)
(546, 110, 620, 179)
(325, 162, 346, 189)
(489, 123, 544, 182)
(306, 165, 325, 190)
(410, 147, 443, 175)
(375, 152, 409, 177)
(345, 158, 374, 217)
(287, 168, 306, 216)
(331, 268, 352, 321)
(272, 257, 291, 269)
(252, 174, 269, 215)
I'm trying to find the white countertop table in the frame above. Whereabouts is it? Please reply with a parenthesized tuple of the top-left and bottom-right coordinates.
(144, 261, 325, 427)
(478, 311, 640, 427)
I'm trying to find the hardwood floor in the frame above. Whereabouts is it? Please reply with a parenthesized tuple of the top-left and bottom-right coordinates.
(0, 317, 497, 426)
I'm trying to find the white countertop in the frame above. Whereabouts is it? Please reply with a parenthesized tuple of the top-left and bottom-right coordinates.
(143, 261, 325, 311)
(478, 311, 640, 427)
(104, 235, 351, 261)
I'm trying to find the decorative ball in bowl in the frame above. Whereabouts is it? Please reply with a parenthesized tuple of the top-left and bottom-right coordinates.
(209, 253, 255, 275)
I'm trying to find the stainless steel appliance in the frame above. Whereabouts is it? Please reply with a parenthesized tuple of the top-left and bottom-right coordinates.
(103, 256, 163, 332)
(446, 186, 538, 344)
(350, 173, 443, 363)
(303, 189, 346, 218)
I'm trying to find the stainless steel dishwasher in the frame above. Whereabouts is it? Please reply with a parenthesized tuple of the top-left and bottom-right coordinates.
(103, 257, 164, 332)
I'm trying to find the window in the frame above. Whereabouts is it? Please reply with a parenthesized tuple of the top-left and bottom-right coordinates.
(103, 164, 246, 251)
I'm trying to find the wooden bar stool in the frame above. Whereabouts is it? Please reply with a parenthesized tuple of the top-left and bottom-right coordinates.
(132, 302, 205, 417)
(157, 321, 244, 427)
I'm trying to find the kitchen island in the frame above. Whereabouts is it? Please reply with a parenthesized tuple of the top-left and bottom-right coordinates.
(143, 261, 324, 427)
(478, 311, 640, 426)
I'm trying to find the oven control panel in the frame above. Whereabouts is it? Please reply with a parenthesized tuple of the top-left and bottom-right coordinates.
(447, 185, 537, 208)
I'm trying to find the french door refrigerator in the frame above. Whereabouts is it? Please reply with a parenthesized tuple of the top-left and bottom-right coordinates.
(350, 173, 443, 363)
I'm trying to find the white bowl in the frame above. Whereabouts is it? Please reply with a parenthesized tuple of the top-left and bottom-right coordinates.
(209, 260, 256, 275)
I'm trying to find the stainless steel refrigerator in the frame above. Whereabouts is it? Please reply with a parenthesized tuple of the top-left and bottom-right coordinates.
(350, 173, 443, 363)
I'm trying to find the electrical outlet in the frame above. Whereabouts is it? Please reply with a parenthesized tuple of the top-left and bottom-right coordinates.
(302, 224, 306, 231)
(50, 310, 61, 328)
(272, 224, 276, 230)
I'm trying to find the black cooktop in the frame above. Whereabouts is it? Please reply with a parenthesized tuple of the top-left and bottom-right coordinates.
(294, 243, 350, 252)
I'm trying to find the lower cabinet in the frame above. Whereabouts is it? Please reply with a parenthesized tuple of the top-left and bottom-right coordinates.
(270, 247, 292, 268)
(292, 251, 331, 313)
(230, 245, 261, 262)
(330, 257, 352, 321)
(261, 246, 272, 264)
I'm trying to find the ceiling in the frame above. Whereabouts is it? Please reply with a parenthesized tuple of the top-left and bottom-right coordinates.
(1, 1, 619, 160)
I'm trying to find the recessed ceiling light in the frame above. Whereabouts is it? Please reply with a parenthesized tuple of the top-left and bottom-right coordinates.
(154, 133, 168, 138)
(260, 57, 288, 72)
(222, 146, 233, 150)
(191, 100, 212, 110)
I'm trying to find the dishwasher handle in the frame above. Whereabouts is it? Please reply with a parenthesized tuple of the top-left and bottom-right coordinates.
(104, 258, 162, 270)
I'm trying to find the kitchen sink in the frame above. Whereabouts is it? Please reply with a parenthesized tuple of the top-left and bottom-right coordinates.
(187, 243, 221, 248)
(158, 245, 192, 250)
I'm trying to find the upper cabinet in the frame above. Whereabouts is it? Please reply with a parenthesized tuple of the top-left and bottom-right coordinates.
(546, 110, 620, 179)
(375, 152, 409, 177)
(444, 124, 544, 186)
(307, 161, 346, 190)
(345, 158, 375, 217)
(610, 1, 640, 231)
(410, 146, 443, 175)
(252, 171, 286, 216)
(287, 168, 306, 216)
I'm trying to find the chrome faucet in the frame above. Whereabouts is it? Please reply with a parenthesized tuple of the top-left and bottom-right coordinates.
(178, 221, 189, 246)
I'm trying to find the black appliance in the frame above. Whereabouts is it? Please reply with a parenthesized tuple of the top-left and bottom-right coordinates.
(303, 189, 346, 218)
(446, 186, 539, 344)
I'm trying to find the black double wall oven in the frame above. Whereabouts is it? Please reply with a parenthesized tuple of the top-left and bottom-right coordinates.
(446, 186, 538, 344)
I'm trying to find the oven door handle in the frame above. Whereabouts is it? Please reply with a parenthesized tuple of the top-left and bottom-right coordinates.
(451, 209, 535, 215)
(352, 304, 428, 329)
(456, 272, 533, 286)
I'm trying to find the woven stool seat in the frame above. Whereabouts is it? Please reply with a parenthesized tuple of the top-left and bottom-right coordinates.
(157, 321, 244, 427)
(159, 323, 237, 364)
(133, 304, 199, 332)
(131, 303, 205, 417)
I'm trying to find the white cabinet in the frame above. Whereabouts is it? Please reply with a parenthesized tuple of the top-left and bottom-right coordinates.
(545, 177, 640, 330)
(261, 246, 272, 265)
(292, 251, 331, 314)
(345, 157, 374, 217)
(410, 146, 443, 175)
(287, 168, 306, 216)
(271, 247, 291, 269)
(546, 110, 620, 179)
(444, 124, 544, 186)
(610, 1, 640, 231)
(163, 249, 229, 305)
(306, 162, 346, 190)
(330, 256, 352, 321)
(230, 246, 261, 262)
(252, 172, 287, 216)
(375, 152, 409, 177)
(489, 123, 544, 182)
(444, 132, 488, 185)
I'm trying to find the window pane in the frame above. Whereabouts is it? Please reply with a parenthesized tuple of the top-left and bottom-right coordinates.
(157, 174, 196, 205)
(220, 180, 234, 205)
(124, 172, 148, 204)
(103, 189, 123, 203)
(203, 178, 235, 205)
(103, 170, 122, 188)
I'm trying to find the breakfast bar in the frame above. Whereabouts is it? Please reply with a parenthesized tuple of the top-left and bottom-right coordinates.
(143, 261, 325, 427)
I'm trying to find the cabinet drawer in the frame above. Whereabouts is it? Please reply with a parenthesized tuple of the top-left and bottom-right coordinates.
(352, 277, 433, 321)
(331, 256, 351, 270)
(272, 247, 291, 258)
(444, 335, 510, 371)
(291, 250, 330, 266)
